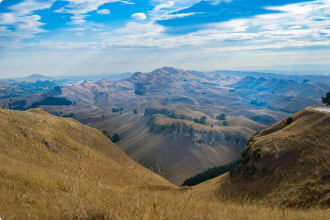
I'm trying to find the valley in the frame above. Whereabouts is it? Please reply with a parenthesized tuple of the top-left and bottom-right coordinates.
(0, 107, 328, 219)
(1, 67, 329, 184)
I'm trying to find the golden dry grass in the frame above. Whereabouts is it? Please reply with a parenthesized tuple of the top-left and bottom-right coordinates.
(217, 107, 330, 209)
(0, 108, 329, 219)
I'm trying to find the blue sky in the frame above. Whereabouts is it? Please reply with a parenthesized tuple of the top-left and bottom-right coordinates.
(0, 0, 329, 76)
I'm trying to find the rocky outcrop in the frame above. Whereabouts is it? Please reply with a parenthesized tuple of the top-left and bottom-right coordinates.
(144, 108, 192, 120)
(147, 116, 246, 148)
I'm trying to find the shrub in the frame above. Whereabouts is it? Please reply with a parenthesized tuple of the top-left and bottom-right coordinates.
(241, 154, 250, 164)
(287, 117, 293, 125)
(133, 109, 138, 114)
(112, 108, 123, 113)
(241, 142, 254, 164)
(253, 147, 262, 160)
(63, 113, 76, 119)
(223, 121, 228, 126)
(135, 82, 146, 95)
(194, 116, 207, 125)
(102, 130, 109, 137)
(111, 133, 120, 143)
(29, 97, 72, 109)
(216, 114, 226, 120)
(182, 160, 240, 186)
(322, 92, 330, 105)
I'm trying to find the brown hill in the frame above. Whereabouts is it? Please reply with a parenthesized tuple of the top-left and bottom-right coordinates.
(0, 108, 328, 219)
(2, 67, 324, 185)
(200, 107, 330, 208)
(90, 107, 265, 184)
(0, 108, 173, 218)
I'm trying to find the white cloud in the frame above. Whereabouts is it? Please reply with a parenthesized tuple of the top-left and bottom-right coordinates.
(150, 0, 201, 20)
(121, 1, 135, 5)
(131, 13, 147, 20)
(0, 0, 330, 75)
(97, 9, 111, 15)
(55, 0, 129, 24)
(0, 0, 53, 45)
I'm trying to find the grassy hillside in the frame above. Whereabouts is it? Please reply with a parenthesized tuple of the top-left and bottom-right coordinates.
(202, 107, 330, 208)
(91, 111, 250, 185)
(0, 108, 328, 219)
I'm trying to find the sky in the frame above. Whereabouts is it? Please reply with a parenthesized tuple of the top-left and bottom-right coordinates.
(0, 0, 329, 77)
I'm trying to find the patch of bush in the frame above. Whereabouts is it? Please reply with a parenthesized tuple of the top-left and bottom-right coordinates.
(29, 97, 72, 109)
(286, 117, 293, 125)
(182, 160, 240, 186)
(102, 130, 109, 137)
(223, 121, 228, 126)
(194, 116, 207, 125)
(8, 100, 27, 110)
(133, 109, 138, 114)
(241, 142, 254, 164)
(216, 113, 226, 120)
(102, 131, 121, 143)
(63, 113, 76, 119)
(111, 133, 120, 143)
(112, 107, 123, 113)
(134, 82, 146, 95)
(253, 147, 262, 160)
(322, 92, 330, 105)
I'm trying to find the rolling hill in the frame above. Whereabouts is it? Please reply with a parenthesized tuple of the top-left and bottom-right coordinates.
(0, 109, 329, 220)
(0, 108, 329, 219)
(0, 108, 172, 218)
(195, 106, 330, 209)
(0, 67, 327, 184)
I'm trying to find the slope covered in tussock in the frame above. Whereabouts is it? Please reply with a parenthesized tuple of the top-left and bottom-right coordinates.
(214, 107, 330, 208)
(0, 108, 328, 219)
(0, 108, 173, 218)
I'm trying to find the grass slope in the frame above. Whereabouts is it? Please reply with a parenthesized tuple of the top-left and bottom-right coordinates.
(0, 108, 328, 219)
(212, 107, 330, 208)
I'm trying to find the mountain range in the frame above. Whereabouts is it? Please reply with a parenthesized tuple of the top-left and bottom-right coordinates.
(0, 67, 328, 184)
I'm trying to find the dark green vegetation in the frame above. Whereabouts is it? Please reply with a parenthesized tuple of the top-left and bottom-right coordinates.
(111, 133, 121, 143)
(8, 100, 27, 110)
(322, 92, 330, 105)
(182, 160, 240, 186)
(112, 107, 123, 113)
(133, 109, 138, 114)
(286, 117, 294, 125)
(223, 121, 228, 126)
(194, 116, 207, 125)
(241, 142, 254, 164)
(216, 114, 226, 120)
(62, 113, 76, 119)
(29, 97, 72, 109)
(134, 82, 146, 95)
(102, 130, 121, 143)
